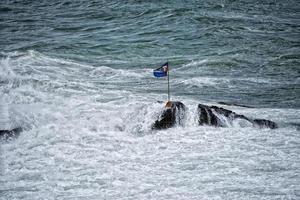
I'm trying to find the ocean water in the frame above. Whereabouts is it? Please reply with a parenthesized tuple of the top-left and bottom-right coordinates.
(0, 0, 300, 199)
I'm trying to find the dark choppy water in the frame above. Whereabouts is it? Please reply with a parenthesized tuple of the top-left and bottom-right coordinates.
(1, 1, 300, 199)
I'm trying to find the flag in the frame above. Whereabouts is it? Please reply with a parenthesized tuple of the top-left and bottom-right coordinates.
(153, 62, 168, 77)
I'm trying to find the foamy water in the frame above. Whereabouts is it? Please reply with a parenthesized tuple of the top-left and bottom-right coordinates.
(1, 52, 299, 199)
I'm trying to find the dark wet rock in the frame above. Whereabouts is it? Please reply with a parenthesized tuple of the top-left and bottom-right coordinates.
(210, 105, 249, 121)
(152, 101, 186, 130)
(0, 127, 22, 140)
(198, 104, 249, 127)
(253, 119, 278, 129)
(198, 104, 222, 127)
(153, 102, 277, 130)
(197, 104, 277, 129)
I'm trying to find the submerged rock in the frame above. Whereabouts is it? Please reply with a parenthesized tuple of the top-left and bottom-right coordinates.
(197, 104, 277, 129)
(152, 101, 186, 130)
(253, 119, 277, 129)
(0, 127, 22, 140)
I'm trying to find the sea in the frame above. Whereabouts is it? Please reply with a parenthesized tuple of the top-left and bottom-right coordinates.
(0, 0, 299, 199)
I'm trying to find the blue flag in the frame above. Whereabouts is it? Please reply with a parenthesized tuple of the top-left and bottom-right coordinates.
(153, 62, 168, 77)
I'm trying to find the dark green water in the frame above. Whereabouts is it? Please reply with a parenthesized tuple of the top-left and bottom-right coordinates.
(1, 1, 300, 200)
(1, 0, 299, 108)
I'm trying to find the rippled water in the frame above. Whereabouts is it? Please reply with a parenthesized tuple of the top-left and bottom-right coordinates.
(1, 1, 300, 199)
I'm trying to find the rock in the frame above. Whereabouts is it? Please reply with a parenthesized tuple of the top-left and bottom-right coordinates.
(253, 119, 278, 129)
(152, 101, 186, 130)
(197, 104, 277, 129)
(0, 127, 22, 140)
(197, 104, 249, 127)
(198, 104, 223, 127)
(153, 102, 277, 130)
(210, 105, 250, 121)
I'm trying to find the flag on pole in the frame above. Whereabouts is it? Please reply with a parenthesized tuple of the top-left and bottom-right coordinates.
(153, 62, 171, 102)
(153, 62, 168, 77)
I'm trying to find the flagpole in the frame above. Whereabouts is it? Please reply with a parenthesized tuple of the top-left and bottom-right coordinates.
(167, 63, 170, 102)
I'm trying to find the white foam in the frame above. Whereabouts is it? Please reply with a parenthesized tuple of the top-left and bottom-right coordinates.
(176, 59, 209, 70)
(179, 77, 228, 87)
(0, 56, 18, 82)
(1, 51, 299, 200)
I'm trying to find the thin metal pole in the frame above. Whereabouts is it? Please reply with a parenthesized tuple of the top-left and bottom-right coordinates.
(167, 65, 170, 102)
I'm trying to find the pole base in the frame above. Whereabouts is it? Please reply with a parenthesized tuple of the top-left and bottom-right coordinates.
(165, 101, 172, 108)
